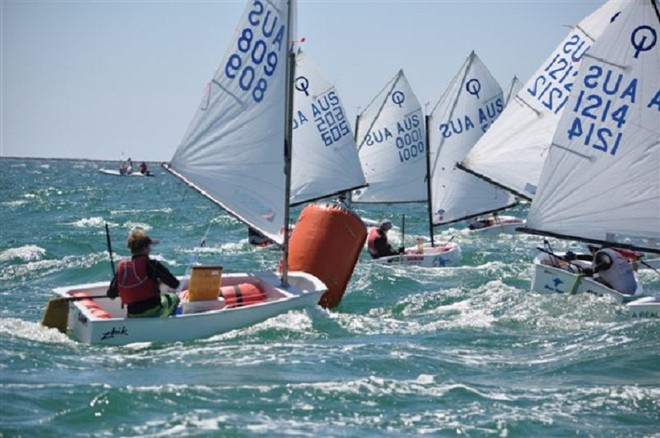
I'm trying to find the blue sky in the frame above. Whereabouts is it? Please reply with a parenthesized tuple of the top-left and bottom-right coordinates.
(2, 0, 604, 161)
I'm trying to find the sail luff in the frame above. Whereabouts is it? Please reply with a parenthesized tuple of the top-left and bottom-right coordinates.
(424, 114, 435, 246)
(281, 0, 295, 285)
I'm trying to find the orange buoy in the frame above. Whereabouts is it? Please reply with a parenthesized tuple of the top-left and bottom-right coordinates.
(221, 283, 266, 307)
(287, 202, 366, 309)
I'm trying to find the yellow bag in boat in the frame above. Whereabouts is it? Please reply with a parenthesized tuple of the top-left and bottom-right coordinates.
(188, 266, 223, 301)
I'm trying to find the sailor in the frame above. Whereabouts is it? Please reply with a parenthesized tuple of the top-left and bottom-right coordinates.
(248, 226, 274, 247)
(106, 229, 181, 317)
(367, 219, 404, 259)
(583, 244, 638, 295)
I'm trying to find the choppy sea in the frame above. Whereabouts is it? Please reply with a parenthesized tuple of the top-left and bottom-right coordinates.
(1, 158, 658, 437)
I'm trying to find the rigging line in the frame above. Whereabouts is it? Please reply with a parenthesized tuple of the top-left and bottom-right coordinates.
(184, 214, 217, 277)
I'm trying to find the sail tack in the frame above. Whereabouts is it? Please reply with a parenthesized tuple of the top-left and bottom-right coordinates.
(524, 0, 660, 253)
(460, 0, 625, 200)
(428, 51, 515, 226)
(353, 70, 427, 203)
(167, 1, 291, 244)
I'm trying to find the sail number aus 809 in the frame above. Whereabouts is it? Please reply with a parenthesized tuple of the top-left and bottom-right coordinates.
(224, 1, 286, 104)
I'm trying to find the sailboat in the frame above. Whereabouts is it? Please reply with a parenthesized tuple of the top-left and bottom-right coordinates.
(247, 49, 367, 247)
(520, 0, 660, 317)
(459, 0, 624, 202)
(43, 0, 330, 344)
(351, 70, 460, 267)
(426, 51, 522, 237)
(290, 50, 367, 205)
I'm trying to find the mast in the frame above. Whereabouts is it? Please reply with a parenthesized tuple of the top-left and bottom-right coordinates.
(424, 114, 435, 247)
(281, 0, 295, 286)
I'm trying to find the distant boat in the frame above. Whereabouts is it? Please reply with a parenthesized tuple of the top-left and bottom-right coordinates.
(521, 0, 660, 318)
(98, 168, 154, 177)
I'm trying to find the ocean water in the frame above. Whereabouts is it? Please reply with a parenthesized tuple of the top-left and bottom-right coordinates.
(1, 158, 658, 437)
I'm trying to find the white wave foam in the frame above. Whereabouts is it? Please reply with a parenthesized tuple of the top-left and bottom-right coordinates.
(2, 200, 28, 207)
(0, 245, 46, 262)
(0, 317, 74, 344)
(69, 217, 107, 228)
(0, 252, 108, 281)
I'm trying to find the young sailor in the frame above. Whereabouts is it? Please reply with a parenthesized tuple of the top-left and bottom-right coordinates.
(367, 219, 404, 259)
(566, 244, 638, 295)
(106, 229, 180, 317)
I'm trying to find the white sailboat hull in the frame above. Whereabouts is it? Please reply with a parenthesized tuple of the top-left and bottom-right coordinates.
(99, 168, 153, 177)
(468, 216, 525, 237)
(531, 258, 657, 318)
(53, 271, 326, 345)
(372, 241, 461, 268)
(625, 296, 660, 319)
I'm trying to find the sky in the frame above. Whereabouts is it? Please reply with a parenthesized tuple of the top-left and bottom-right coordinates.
(1, 0, 606, 162)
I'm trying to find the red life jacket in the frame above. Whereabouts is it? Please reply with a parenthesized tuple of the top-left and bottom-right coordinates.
(117, 256, 160, 305)
(367, 227, 381, 257)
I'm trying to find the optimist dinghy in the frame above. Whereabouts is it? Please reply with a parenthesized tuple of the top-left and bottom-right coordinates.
(352, 70, 461, 265)
(42, 0, 331, 343)
(521, 0, 660, 318)
(51, 271, 325, 345)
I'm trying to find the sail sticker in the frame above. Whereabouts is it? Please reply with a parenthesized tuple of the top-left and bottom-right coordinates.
(466, 79, 482, 99)
(295, 75, 310, 96)
(526, 33, 591, 115)
(224, 0, 285, 103)
(630, 25, 657, 58)
(391, 91, 405, 107)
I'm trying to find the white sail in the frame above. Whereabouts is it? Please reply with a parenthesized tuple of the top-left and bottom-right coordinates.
(352, 70, 427, 203)
(166, 1, 291, 244)
(525, 0, 660, 253)
(428, 51, 515, 225)
(504, 76, 523, 107)
(290, 50, 366, 205)
(461, 0, 624, 200)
